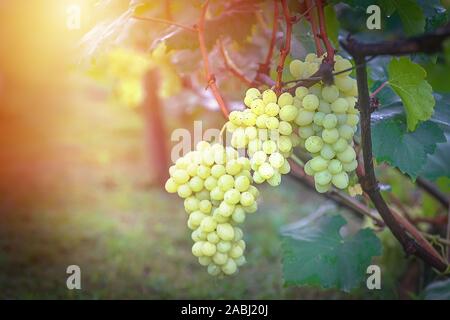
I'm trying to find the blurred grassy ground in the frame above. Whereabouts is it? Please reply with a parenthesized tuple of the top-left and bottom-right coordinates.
(0, 76, 383, 299)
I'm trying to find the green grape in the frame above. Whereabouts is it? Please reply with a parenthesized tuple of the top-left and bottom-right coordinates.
(322, 128, 339, 144)
(165, 178, 178, 193)
(204, 176, 217, 191)
(207, 232, 220, 244)
(331, 98, 349, 113)
(318, 100, 331, 113)
(346, 114, 359, 126)
(224, 188, 241, 205)
(251, 99, 265, 115)
(315, 182, 331, 193)
(218, 174, 234, 191)
(278, 136, 293, 153)
(222, 258, 237, 275)
(267, 172, 282, 186)
(314, 170, 332, 185)
(305, 136, 324, 153)
(279, 160, 291, 174)
(217, 223, 235, 241)
(320, 144, 336, 160)
(265, 116, 279, 129)
(338, 125, 354, 140)
(189, 176, 204, 192)
(192, 242, 204, 257)
(279, 105, 298, 122)
(278, 92, 294, 107)
(336, 114, 348, 126)
(199, 200, 212, 214)
(256, 114, 268, 128)
(207, 264, 221, 276)
(232, 207, 246, 223)
(229, 245, 244, 259)
(201, 242, 216, 256)
(310, 156, 328, 171)
(298, 125, 314, 139)
(332, 171, 349, 189)
(332, 138, 348, 153)
(279, 121, 293, 135)
(335, 76, 353, 92)
(234, 176, 250, 192)
(246, 87, 260, 98)
(211, 164, 226, 178)
(198, 256, 212, 266)
(265, 102, 280, 116)
(302, 94, 320, 111)
(212, 252, 228, 265)
(328, 159, 343, 174)
(184, 197, 200, 213)
(217, 241, 232, 253)
(262, 89, 277, 104)
(295, 86, 309, 100)
(200, 216, 217, 233)
(258, 162, 275, 179)
(240, 192, 255, 206)
(269, 152, 285, 168)
(172, 169, 190, 184)
(304, 160, 315, 176)
(210, 187, 224, 201)
(322, 114, 337, 129)
(334, 58, 353, 76)
(226, 159, 242, 176)
(313, 112, 326, 126)
(262, 140, 277, 154)
(218, 201, 234, 217)
(289, 60, 304, 78)
(177, 184, 192, 198)
(295, 109, 315, 126)
(321, 85, 339, 103)
(342, 159, 358, 172)
(337, 146, 356, 163)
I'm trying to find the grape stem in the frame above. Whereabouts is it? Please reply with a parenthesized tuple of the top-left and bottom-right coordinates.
(370, 81, 388, 98)
(195, 0, 229, 118)
(289, 154, 305, 167)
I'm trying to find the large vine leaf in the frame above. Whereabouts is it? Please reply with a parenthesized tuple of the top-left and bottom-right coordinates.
(391, 0, 426, 35)
(420, 97, 450, 180)
(388, 57, 435, 131)
(371, 104, 447, 180)
(424, 279, 450, 300)
(281, 214, 381, 292)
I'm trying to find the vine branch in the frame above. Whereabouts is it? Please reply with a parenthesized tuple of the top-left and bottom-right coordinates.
(305, 0, 323, 56)
(352, 54, 447, 272)
(316, 0, 335, 62)
(195, 0, 229, 117)
(275, 0, 293, 95)
(258, 0, 279, 76)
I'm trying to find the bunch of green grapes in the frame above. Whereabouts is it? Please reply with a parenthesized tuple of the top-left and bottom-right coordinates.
(165, 141, 260, 276)
(289, 54, 359, 193)
(226, 88, 302, 186)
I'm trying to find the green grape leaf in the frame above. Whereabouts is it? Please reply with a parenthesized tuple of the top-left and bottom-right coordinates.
(420, 98, 450, 180)
(392, 0, 426, 35)
(324, 5, 340, 48)
(281, 214, 381, 292)
(424, 279, 450, 300)
(388, 57, 435, 131)
(372, 111, 446, 180)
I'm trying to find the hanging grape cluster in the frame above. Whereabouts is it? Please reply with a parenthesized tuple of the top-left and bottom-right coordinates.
(226, 88, 304, 186)
(165, 52, 360, 276)
(165, 142, 259, 275)
(289, 54, 359, 193)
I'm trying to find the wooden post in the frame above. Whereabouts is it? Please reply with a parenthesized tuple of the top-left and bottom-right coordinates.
(142, 69, 170, 187)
